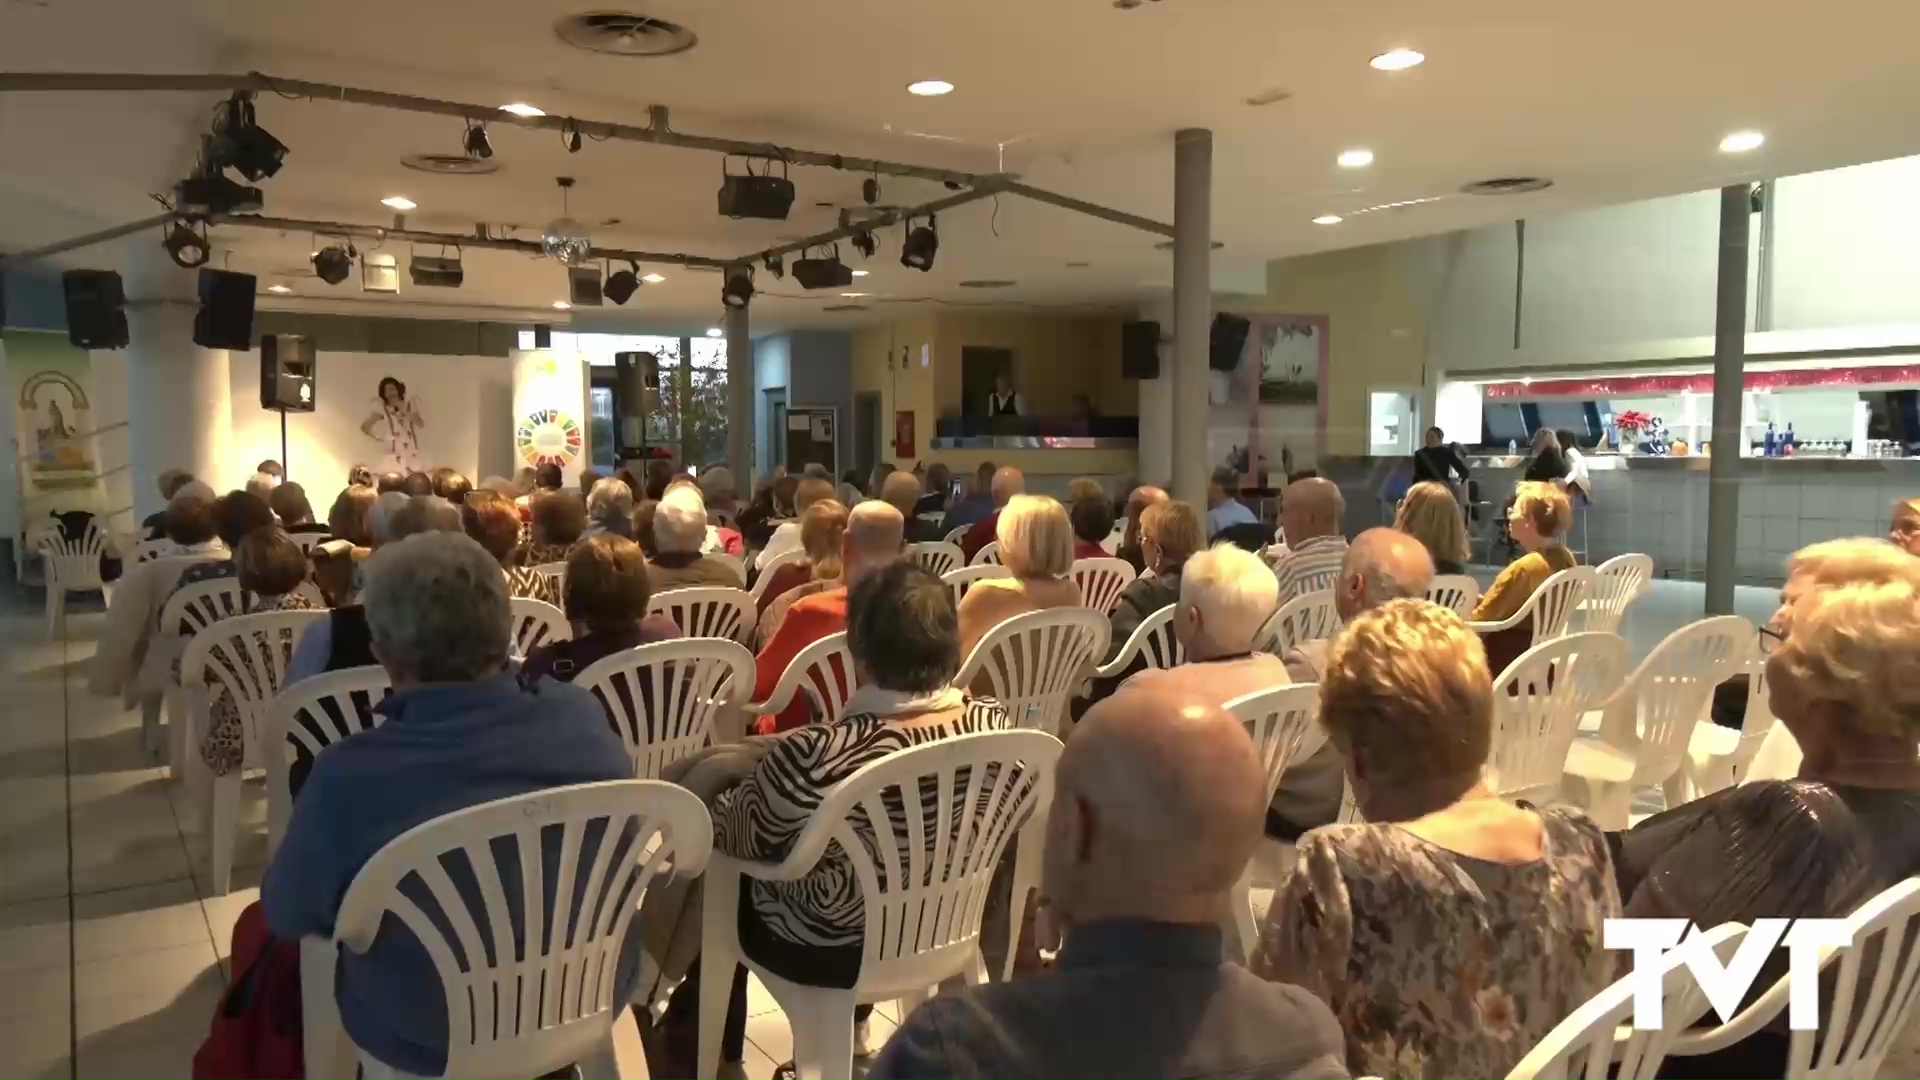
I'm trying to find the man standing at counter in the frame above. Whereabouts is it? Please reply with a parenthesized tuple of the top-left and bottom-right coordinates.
(1412, 427, 1471, 486)
(986, 372, 1025, 417)
(962, 465, 1025, 560)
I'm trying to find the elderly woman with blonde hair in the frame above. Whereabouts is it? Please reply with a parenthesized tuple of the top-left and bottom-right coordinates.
(956, 493, 1084, 657)
(755, 498, 849, 645)
(1394, 480, 1472, 575)
(1471, 479, 1576, 674)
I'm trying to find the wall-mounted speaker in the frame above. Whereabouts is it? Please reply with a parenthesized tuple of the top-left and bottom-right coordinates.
(1121, 319, 1161, 379)
(62, 269, 129, 350)
(193, 269, 255, 350)
(1209, 312, 1252, 372)
(259, 334, 316, 412)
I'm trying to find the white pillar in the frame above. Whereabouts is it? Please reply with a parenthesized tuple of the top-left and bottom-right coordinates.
(725, 301, 753, 485)
(126, 299, 231, 518)
(1171, 128, 1213, 504)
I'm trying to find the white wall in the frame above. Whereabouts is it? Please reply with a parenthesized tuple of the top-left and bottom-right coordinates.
(1772, 156, 1920, 331)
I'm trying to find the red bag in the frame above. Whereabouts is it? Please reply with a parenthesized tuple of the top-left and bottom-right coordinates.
(192, 901, 305, 1079)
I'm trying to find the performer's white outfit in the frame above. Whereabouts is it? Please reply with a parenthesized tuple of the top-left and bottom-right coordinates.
(366, 400, 423, 472)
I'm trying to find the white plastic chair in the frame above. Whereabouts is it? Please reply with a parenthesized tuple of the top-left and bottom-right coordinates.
(647, 586, 756, 645)
(34, 518, 111, 635)
(1222, 683, 1325, 962)
(181, 608, 327, 895)
(941, 523, 969, 546)
(709, 551, 746, 585)
(907, 541, 965, 578)
(331, 780, 712, 1079)
(1253, 589, 1340, 655)
(941, 564, 1011, 608)
(574, 639, 755, 778)
(508, 596, 571, 657)
(1099, 520, 1125, 556)
(288, 531, 334, 556)
(134, 536, 180, 563)
(954, 607, 1111, 736)
(1427, 574, 1481, 616)
(1562, 616, 1752, 828)
(969, 541, 1003, 567)
(267, 665, 393, 857)
(1092, 604, 1183, 679)
(1678, 656, 1779, 800)
(1469, 565, 1597, 644)
(1666, 878, 1920, 1080)
(1069, 557, 1136, 616)
(698, 729, 1061, 1080)
(748, 631, 858, 729)
(159, 574, 248, 776)
(532, 560, 568, 597)
(1485, 632, 1630, 804)
(749, 547, 808, 603)
(1584, 553, 1653, 635)
(1507, 922, 1750, 1080)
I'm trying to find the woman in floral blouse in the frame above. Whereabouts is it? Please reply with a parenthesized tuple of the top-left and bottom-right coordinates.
(1253, 599, 1618, 1080)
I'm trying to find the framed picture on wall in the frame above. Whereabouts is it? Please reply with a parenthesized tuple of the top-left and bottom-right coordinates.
(1258, 321, 1325, 404)
(893, 409, 915, 458)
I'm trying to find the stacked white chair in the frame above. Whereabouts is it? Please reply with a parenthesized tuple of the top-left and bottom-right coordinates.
(748, 631, 858, 729)
(1069, 557, 1136, 616)
(326, 780, 712, 1080)
(1092, 604, 1184, 679)
(1561, 616, 1752, 828)
(1426, 574, 1481, 616)
(699, 730, 1061, 1080)
(941, 564, 1010, 608)
(1584, 553, 1653, 634)
(907, 541, 965, 578)
(34, 518, 111, 635)
(180, 608, 327, 895)
(1485, 632, 1629, 804)
(1254, 589, 1340, 656)
(647, 586, 756, 645)
(1222, 684, 1325, 962)
(507, 596, 571, 657)
(749, 547, 808, 603)
(1675, 654, 1778, 800)
(159, 575, 248, 774)
(267, 665, 392, 856)
(574, 639, 755, 777)
(970, 541, 1003, 567)
(1469, 565, 1598, 644)
(954, 608, 1111, 736)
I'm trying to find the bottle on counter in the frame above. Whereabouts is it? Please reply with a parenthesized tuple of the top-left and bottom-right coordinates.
(1783, 422, 1796, 457)
(1764, 421, 1777, 457)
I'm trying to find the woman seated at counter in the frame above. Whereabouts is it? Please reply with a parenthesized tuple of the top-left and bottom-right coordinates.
(1470, 481, 1576, 674)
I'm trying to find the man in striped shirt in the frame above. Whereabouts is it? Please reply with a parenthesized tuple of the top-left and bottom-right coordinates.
(1271, 476, 1348, 605)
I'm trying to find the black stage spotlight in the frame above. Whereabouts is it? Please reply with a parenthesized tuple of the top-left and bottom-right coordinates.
(603, 261, 640, 305)
(175, 169, 263, 215)
(721, 266, 755, 309)
(901, 216, 939, 271)
(464, 121, 494, 161)
(409, 249, 464, 287)
(562, 118, 582, 153)
(763, 252, 784, 279)
(851, 229, 877, 259)
(312, 244, 354, 286)
(210, 93, 287, 182)
(162, 221, 211, 269)
(863, 176, 880, 205)
(792, 248, 854, 290)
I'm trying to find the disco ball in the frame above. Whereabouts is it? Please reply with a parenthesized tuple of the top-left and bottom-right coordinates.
(541, 216, 592, 265)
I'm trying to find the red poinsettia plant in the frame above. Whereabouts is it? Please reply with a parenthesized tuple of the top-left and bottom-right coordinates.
(1614, 410, 1652, 436)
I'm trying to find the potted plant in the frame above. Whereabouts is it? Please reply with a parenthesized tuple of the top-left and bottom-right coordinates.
(1614, 410, 1652, 454)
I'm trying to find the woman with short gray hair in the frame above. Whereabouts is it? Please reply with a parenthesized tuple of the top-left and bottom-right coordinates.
(363, 532, 513, 683)
(586, 476, 637, 540)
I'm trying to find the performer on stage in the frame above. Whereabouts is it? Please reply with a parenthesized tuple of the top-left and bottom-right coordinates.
(362, 376, 425, 473)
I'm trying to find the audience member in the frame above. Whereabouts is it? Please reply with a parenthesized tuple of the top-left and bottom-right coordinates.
(585, 476, 636, 540)
(92, 485, 223, 705)
(1068, 492, 1115, 561)
(1115, 484, 1169, 573)
(961, 466, 1025, 560)
(1104, 499, 1204, 660)
(140, 468, 197, 540)
(631, 499, 659, 556)
(915, 462, 951, 518)
(347, 464, 374, 489)
(576, 466, 605, 498)
(866, 461, 896, 502)
(1271, 476, 1348, 605)
(1206, 466, 1257, 538)
(1521, 425, 1567, 483)
(244, 471, 277, 506)
(1121, 541, 1284, 712)
(649, 485, 745, 590)
(736, 473, 793, 551)
(377, 471, 406, 494)
(957, 494, 1084, 658)
(510, 466, 537, 497)
(400, 471, 434, 497)
(462, 490, 558, 605)
(942, 461, 998, 535)
(286, 496, 464, 684)
(167, 490, 275, 600)
(752, 500, 904, 733)
(884, 470, 942, 543)
(755, 498, 848, 630)
(197, 527, 320, 778)
(755, 476, 835, 570)
(1470, 480, 1576, 674)
(1890, 496, 1920, 557)
(1253, 599, 1617, 1080)
(327, 484, 378, 550)
(516, 491, 586, 567)
(535, 461, 566, 494)
(662, 475, 744, 556)
(521, 534, 683, 683)
(270, 482, 328, 536)
(256, 459, 284, 484)
(640, 458, 672, 501)
(432, 469, 473, 505)
(872, 685, 1347, 1079)
(1066, 476, 1105, 505)
(1393, 480, 1471, 575)
(263, 532, 633, 1077)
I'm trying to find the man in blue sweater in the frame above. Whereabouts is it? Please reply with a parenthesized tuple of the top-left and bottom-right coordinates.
(262, 531, 633, 1076)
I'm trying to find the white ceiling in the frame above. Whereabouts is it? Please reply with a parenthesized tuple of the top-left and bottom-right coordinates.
(5, 0, 1920, 333)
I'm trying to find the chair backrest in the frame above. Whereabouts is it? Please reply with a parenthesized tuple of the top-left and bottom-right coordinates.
(754, 631, 858, 727)
(161, 574, 248, 643)
(332, 780, 713, 1079)
(1224, 684, 1325, 806)
(1101, 603, 1184, 675)
(135, 537, 180, 563)
(1427, 574, 1481, 616)
(288, 531, 333, 556)
(1606, 616, 1753, 785)
(531, 561, 568, 596)
(181, 609, 329, 771)
(1508, 922, 1749, 1080)
(1255, 589, 1339, 655)
(646, 586, 755, 645)
(1783, 877, 1920, 1078)
(789, 729, 1061, 995)
(941, 564, 1011, 608)
(709, 551, 746, 584)
(907, 541, 965, 578)
(1487, 632, 1630, 802)
(573, 639, 756, 778)
(941, 523, 969, 546)
(266, 665, 392, 854)
(1727, 655, 1780, 782)
(508, 597, 571, 657)
(1587, 553, 1654, 635)
(36, 518, 108, 588)
(954, 607, 1110, 736)
(1532, 565, 1600, 641)
(749, 547, 807, 602)
(969, 541, 1003, 567)
(1099, 520, 1125, 556)
(1068, 557, 1136, 616)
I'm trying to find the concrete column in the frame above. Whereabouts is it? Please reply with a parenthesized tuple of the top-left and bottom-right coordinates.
(725, 302, 753, 485)
(126, 299, 232, 518)
(1172, 129, 1213, 505)
(1705, 185, 1751, 615)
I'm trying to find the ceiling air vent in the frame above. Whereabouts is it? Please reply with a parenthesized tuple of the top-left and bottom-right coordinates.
(1460, 177, 1554, 196)
(402, 153, 499, 175)
(958, 280, 1016, 289)
(554, 12, 697, 56)
(823, 304, 869, 312)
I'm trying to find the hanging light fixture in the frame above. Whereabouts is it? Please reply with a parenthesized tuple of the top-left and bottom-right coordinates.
(161, 221, 210, 269)
(312, 241, 355, 285)
(901, 215, 939, 271)
(763, 252, 785, 279)
(603, 260, 641, 305)
(541, 177, 592, 265)
(463, 120, 494, 160)
(721, 266, 755, 309)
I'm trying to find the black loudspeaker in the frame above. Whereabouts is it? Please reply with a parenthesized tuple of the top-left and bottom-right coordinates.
(193, 269, 255, 350)
(1209, 312, 1252, 372)
(259, 334, 316, 412)
(62, 269, 129, 349)
(1121, 320, 1161, 379)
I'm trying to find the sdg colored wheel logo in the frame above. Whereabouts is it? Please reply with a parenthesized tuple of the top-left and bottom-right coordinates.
(516, 408, 583, 467)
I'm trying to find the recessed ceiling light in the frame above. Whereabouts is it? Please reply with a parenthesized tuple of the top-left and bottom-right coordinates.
(266, 283, 292, 295)
(1312, 214, 1344, 225)
(1720, 130, 1766, 154)
(706, 327, 724, 338)
(381, 195, 417, 211)
(907, 79, 955, 96)
(552, 300, 572, 310)
(840, 292, 870, 298)
(1369, 48, 1425, 71)
(851, 269, 870, 277)
(641, 273, 666, 284)
(500, 102, 545, 118)
(1337, 149, 1375, 169)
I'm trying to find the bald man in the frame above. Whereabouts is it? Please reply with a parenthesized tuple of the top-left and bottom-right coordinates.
(1271, 476, 1348, 605)
(750, 500, 906, 734)
(1267, 527, 1435, 842)
(870, 686, 1348, 1080)
(961, 465, 1025, 560)
(882, 470, 942, 543)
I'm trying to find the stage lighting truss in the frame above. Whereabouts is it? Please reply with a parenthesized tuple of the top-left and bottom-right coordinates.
(722, 265, 755, 309)
(901, 214, 939, 272)
(162, 220, 211, 269)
